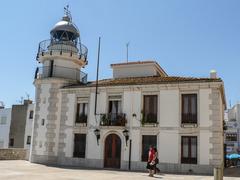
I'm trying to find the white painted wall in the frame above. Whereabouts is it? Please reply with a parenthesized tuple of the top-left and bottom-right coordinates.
(199, 89, 211, 127)
(66, 94, 76, 127)
(24, 104, 35, 150)
(199, 131, 212, 165)
(123, 90, 141, 127)
(130, 129, 141, 161)
(159, 90, 179, 127)
(86, 129, 101, 159)
(159, 131, 179, 163)
(43, 58, 81, 70)
(0, 108, 11, 148)
(112, 64, 159, 78)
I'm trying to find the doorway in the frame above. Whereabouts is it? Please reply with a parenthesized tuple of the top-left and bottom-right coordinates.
(104, 134, 121, 168)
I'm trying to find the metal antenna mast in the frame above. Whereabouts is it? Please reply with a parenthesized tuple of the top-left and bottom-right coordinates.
(126, 42, 129, 62)
(64, 5, 72, 21)
(94, 37, 101, 115)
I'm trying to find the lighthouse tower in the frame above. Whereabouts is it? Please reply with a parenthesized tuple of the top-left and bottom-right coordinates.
(30, 8, 88, 163)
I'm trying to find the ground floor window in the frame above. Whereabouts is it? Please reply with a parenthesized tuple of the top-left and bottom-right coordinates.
(9, 138, 14, 147)
(181, 136, 197, 164)
(141, 135, 157, 161)
(73, 134, 86, 158)
(26, 136, 31, 145)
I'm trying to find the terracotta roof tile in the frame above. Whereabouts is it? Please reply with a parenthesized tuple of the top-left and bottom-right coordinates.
(64, 76, 222, 88)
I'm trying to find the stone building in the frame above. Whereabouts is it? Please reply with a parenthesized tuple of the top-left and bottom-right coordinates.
(30, 10, 226, 175)
(9, 100, 33, 149)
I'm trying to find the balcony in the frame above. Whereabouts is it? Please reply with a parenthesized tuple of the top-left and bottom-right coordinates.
(35, 65, 87, 83)
(100, 113, 127, 126)
(36, 39, 88, 62)
(181, 114, 197, 124)
(76, 114, 88, 124)
(141, 113, 158, 126)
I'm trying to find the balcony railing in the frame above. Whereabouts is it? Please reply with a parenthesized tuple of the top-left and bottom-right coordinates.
(36, 39, 88, 62)
(100, 113, 127, 126)
(34, 65, 87, 83)
(76, 114, 88, 124)
(141, 113, 158, 125)
(182, 113, 197, 124)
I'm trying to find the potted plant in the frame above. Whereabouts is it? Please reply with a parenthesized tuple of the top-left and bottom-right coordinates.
(100, 114, 109, 126)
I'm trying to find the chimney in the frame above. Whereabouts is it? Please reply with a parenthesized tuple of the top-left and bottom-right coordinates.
(210, 70, 217, 79)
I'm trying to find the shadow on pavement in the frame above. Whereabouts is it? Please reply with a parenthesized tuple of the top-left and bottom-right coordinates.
(224, 166, 240, 177)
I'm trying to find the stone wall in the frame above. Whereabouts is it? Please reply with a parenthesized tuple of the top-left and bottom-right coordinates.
(0, 148, 27, 160)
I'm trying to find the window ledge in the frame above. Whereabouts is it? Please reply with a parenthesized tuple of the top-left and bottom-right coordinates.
(141, 123, 159, 127)
(75, 123, 87, 127)
(181, 123, 198, 128)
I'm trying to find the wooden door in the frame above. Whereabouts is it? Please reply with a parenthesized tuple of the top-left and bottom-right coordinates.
(104, 134, 121, 168)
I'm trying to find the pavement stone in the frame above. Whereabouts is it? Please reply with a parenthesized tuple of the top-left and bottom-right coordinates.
(0, 160, 239, 180)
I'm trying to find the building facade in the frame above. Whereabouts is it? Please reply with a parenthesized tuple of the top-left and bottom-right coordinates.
(9, 100, 33, 148)
(224, 103, 240, 153)
(30, 11, 226, 175)
(0, 107, 12, 148)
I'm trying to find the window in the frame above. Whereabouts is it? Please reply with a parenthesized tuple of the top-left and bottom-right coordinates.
(0, 116, 7, 125)
(108, 96, 122, 114)
(141, 135, 157, 161)
(29, 111, 34, 119)
(26, 136, 31, 145)
(41, 119, 45, 126)
(226, 133, 237, 142)
(100, 96, 125, 126)
(181, 136, 197, 164)
(73, 134, 86, 158)
(76, 103, 88, 123)
(182, 94, 197, 124)
(143, 95, 158, 123)
(9, 138, 14, 147)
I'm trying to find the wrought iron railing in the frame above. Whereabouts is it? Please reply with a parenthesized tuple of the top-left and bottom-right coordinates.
(75, 113, 88, 124)
(36, 39, 88, 62)
(100, 113, 127, 126)
(141, 113, 158, 124)
(181, 113, 197, 124)
(34, 65, 87, 83)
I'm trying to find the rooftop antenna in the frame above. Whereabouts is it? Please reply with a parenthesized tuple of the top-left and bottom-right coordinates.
(18, 96, 24, 104)
(126, 42, 130, 62)
(229, 100, 232, 109)
(25, 92, 30, 100)
(64, 5, 72, 22)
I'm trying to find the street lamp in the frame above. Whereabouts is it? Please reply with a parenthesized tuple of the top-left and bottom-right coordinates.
(94, 129, 100, 145)
(123, 129, 129, 146)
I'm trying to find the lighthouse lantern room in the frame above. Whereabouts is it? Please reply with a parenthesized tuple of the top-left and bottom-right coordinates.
(35, 6, 88, 83)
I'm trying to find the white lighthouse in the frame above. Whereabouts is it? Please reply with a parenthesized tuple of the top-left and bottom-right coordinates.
(30, 7, 88, 163)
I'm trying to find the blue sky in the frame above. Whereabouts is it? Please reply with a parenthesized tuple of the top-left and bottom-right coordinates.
(0, 0, 239, 108)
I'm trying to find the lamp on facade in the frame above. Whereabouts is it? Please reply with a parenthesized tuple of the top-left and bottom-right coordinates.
(123, 129, 129, 146)
(94, 129, 100, 145)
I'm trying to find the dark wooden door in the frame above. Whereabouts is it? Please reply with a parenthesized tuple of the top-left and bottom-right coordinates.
(104, 134, 121, 168)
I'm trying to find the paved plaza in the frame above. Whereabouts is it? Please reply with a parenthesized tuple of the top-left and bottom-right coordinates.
(0, 160, 239, 180)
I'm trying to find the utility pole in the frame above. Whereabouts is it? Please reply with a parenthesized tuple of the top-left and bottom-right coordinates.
(94, 37, 101, 115)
